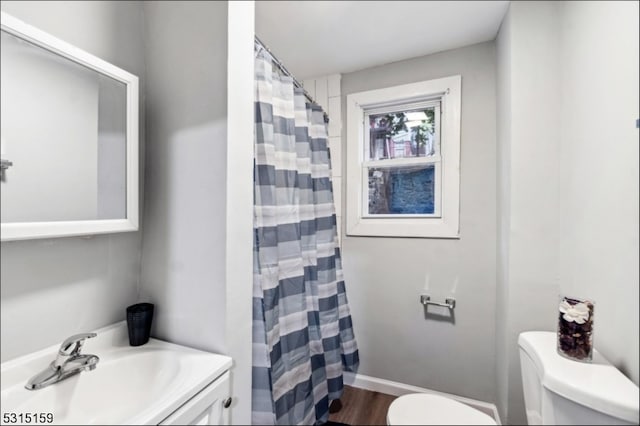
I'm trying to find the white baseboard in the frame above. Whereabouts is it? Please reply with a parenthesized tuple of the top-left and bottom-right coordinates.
(343, 372, 502, 425)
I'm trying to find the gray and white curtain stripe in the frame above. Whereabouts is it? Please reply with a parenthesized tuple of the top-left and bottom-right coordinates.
(252, 50, 359, 425)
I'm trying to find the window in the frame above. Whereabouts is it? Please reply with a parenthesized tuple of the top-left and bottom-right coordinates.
(346, 76, 461, 238)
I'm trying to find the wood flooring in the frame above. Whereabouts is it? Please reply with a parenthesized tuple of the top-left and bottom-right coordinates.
(328, 385, 397, 425)
(327, 385, 498, 425)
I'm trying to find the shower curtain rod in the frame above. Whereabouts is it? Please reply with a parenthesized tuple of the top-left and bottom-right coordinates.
(254, 36, 329, 123)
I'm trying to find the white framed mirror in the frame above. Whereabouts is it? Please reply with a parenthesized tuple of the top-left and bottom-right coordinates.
(0, 11, 139, 241)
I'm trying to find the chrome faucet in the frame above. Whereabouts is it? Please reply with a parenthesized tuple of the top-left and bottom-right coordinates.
(25, 333, 100, 390)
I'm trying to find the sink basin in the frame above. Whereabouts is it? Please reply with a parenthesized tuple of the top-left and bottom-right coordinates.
(1, 322, 232, 425)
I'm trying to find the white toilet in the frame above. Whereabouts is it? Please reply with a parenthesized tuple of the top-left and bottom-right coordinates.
(519, 331, 640, 425)
(386, 393, 497, 425)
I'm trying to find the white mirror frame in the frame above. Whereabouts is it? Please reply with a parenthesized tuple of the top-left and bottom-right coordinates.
(0, 11, 139, 241)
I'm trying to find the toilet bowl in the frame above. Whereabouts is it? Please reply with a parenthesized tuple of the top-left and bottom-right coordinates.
(386, 393, 497, 425)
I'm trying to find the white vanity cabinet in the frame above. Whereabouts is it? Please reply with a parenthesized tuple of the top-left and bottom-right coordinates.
(0, 322, 233, 426)
(159, 371, 231, 426)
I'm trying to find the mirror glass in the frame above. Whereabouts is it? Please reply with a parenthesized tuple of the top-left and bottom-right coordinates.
(1, 29, 127, 223)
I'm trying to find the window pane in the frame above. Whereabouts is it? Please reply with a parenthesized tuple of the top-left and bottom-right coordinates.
(368, 165, 435, 215)
(368, 107, 437, 160)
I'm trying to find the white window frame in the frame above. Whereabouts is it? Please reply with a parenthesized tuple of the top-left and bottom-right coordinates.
(362, 99, 442, 219)
(346, 75, 461, 238)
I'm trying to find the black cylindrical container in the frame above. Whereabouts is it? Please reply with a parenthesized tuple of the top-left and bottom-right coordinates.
(126, 303, 154, 346)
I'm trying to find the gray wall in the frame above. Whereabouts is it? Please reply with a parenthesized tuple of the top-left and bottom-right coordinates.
(0, 2, 251, 420)
(340, 42, 497, 403)
(495, 2, 639, 423)
(140, 3, 255, 422)
(139, 1, 229, 354)
(557, 0, 638, 386)
(495, 3, 562, 423)
(495, 4, 512, 423)
(0, 0, 146, 362)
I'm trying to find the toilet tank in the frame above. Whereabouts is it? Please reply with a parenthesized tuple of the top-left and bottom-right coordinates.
(518, 332, 639, 425)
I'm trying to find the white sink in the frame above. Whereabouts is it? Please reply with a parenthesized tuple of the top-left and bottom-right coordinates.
(1, 322, 232, 425)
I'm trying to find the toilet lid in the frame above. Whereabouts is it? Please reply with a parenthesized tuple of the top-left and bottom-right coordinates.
(386, 394, 497, 425)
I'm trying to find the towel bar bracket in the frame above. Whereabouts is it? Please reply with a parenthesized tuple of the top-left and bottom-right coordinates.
(420, 295, 456, 310)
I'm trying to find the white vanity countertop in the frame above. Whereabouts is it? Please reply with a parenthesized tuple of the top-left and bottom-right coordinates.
(0, 322, 232, 425)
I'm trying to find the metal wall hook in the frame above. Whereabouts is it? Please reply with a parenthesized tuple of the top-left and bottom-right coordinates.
(420, 294, 456, 309)
(0, 158, 12, 171)
(0, 159, 12, 182)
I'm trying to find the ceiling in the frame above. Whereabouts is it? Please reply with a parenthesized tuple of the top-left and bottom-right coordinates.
(256, 1, 509, 79)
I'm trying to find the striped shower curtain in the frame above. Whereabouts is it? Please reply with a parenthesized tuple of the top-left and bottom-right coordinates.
(252, 50, 359, 425)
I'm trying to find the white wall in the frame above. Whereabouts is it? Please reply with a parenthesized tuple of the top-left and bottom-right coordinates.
(302, 74, 343, 237)
(558, 0, 639, 384)
(225, 2, 255, 423)
(341, 42, 498, 403)
(495, 2, 639, 423)
(0, 0, 146, 363)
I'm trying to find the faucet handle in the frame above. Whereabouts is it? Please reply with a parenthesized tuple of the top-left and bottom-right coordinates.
(58, 333, 97, 357)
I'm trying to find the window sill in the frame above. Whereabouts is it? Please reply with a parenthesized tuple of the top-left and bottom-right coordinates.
(346, 216, 460, 239)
